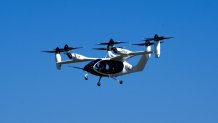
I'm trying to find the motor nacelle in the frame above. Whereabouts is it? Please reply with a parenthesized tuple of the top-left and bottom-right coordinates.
(42, 44, 83, 70)
(113, 47, 132, 55)
(154, 41, 160, 58)
(55, 53, 62, 70)
(70, 53, 87, 60)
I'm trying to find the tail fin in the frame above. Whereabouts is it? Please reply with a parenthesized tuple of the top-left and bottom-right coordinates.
(132, 46, 151, 72)
(55, 53, 62, 70)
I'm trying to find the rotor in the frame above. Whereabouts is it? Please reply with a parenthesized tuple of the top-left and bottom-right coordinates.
(94, 38, 126, 51)
(97, 38, 126, 46)
(132, 40, 155, 46)
(145, 34, 173, 41)
(132, 34, 173, 46)
(42, 44, 82, 53)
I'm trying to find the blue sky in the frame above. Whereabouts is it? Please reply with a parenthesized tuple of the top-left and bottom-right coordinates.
(0, 0, 218, 123)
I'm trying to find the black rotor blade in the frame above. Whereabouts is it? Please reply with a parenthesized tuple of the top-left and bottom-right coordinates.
(42, 47, 61, 53)
(41, 50, 56, 53)
(97, 42, 126, 45)
(145, 35, 173, 41)
(42, 44, 82, 53)
(144, 33, 172, 41)
(69, 47, 83, 50)
(132, 42, 155, 46)
(113, 41, 127, 44)
(133, 39, 155, 46)
(63, 44, 83, 52)
(97, 38, 127, 46)
(159, 36, 174, 40)
(97, 43, 109, 45)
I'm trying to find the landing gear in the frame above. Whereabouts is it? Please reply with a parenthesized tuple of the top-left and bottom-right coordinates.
(119, 80, 123, 84)
(112, 77, 123, 85)
(97, 83, 101, 87)
(95, 76, 123, 87)
(97, 76, 102, 87)
(84, 73, 88, 80)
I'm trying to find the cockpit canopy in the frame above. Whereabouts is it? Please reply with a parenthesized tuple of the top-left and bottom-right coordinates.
(94, 60, 124, 74)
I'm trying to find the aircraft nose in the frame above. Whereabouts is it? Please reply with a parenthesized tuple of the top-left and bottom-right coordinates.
(83, 65, 90, 72)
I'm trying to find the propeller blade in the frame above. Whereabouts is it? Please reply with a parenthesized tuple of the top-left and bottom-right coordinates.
(132, 43, 155, 46)
(145, 34, 174, 41)
(158, 36, 174, 40)
(113, 41, 127, 44)
(64, 44, 83, 52)
(69, 47, 83, 50)
(41, 50, 56, 53)
(97, 38, 127, 45)
(95, 39, 127, 52)
(42, 47, 61, 53)
(42, 44, 82, 54)
(97, 42, 126, 45)
(97, 43, 109, 45)
(132, 39, 155, 46)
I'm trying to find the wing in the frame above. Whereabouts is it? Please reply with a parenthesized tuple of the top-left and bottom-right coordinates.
(57, 58, 97, 65)
(110, 51, 153, 61)
(57, 53, 98, 65)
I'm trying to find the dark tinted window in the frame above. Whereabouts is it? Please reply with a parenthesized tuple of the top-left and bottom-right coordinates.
(95, 60, 123, 74)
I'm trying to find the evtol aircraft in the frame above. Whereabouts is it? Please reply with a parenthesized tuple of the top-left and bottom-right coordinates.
(43, 34, 173, 86)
